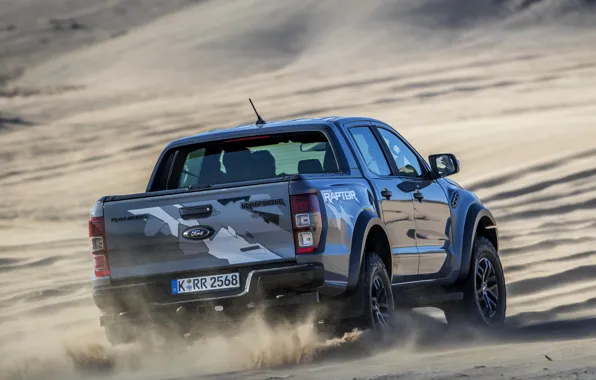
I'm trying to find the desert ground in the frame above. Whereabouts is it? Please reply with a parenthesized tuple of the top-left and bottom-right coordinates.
(1, 0, 596, 379)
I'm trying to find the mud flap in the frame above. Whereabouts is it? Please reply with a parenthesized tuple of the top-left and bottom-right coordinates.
(319, 282, 367, 321)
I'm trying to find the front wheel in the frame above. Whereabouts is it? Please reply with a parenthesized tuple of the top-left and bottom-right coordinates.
(443, 236, 507, 328)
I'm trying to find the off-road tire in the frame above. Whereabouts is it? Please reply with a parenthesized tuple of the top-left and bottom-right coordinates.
(343, 251, 397, 339)
(320, 251, 397, 341)
(443, 236, 507, 328)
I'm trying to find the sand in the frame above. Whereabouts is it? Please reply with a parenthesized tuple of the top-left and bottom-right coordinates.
(1, 0, 596, 379)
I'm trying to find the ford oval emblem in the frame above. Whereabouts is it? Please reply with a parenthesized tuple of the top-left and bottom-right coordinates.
(182, 226, 214, 240)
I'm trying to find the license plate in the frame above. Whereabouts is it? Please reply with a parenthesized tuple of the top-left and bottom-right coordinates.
(171, 273, 240, 295)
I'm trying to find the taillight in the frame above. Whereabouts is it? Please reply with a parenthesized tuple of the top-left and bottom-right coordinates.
(89, 216, 110, 277)
(290, 193, 322, 254)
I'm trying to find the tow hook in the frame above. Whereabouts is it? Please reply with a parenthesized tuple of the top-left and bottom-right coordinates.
(176, 306, 186, 316)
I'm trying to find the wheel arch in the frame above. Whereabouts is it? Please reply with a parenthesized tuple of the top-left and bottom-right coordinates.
(346, 209, 391, 294)
(457, 203, 499, 283)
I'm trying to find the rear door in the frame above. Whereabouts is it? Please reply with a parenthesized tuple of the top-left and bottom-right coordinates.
(346, 124, 419, 282)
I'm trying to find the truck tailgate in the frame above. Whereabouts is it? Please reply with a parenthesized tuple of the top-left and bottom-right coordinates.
(103, 182, 295, 280)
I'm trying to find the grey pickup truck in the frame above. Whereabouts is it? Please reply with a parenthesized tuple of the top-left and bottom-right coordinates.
(89, 114, 507, 345)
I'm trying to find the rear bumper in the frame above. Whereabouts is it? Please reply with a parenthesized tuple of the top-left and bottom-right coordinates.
(94, 263, 324, 325)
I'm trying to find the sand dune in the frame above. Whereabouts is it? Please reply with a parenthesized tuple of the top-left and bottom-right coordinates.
(1, 0, 596, 379)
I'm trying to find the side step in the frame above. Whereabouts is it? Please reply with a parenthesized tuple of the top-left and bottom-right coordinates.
(394, 290, 464, 308)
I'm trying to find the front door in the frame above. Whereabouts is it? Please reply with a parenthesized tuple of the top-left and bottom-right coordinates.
(347, 125, 419, 281)
(373, 124, 453, 278)
(411, 181, 452, 275)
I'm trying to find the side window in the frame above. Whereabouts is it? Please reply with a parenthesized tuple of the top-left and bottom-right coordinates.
(378, 128, 424, 178)
(350, 127, 391, 176)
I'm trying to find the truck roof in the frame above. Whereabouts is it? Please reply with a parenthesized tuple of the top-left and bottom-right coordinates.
(166, 116, 380, 149)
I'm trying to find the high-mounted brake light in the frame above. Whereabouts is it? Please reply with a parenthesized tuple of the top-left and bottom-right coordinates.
(89, 216, 110, 277)
(290, 193, 322, 254)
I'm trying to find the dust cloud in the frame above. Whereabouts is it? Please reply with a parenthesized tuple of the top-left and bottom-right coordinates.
(0, 312, 367, 380)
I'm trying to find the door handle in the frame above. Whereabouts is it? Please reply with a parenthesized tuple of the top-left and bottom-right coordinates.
(180, 205, 213, 219)
(381, 188, 392, 200)
(414, 190, 424, 202)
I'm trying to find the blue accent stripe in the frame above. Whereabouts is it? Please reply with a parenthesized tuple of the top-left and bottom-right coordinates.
(171, 279, 178, 295)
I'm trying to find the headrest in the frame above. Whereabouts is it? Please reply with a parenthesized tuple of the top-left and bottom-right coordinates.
(298, 159, 324, 174)
(223, 148, 251, 169)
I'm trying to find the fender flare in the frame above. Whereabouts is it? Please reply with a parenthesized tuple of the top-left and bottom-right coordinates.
(346, 209, 389, 294)
(457, 202, 498, 283)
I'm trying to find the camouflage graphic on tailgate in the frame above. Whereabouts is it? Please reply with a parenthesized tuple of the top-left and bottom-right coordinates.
(101, 183, 297, 280)
(126, 193, 292, 264)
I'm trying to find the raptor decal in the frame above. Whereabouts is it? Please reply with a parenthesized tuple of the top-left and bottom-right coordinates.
(322, 188, 363, 233)
(321, 190, 357, 205)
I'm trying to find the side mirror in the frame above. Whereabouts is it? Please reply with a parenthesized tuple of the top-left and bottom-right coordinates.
(429, 153, 460, 178)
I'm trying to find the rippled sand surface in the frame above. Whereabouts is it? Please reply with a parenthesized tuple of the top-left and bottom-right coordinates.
(1, 1, 596, 379)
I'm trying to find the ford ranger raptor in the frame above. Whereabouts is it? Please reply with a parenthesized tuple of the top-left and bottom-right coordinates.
(89, 115, 506, 344)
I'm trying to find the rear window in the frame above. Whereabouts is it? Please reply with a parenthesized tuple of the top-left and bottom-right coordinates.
(157, 131, 339, 190)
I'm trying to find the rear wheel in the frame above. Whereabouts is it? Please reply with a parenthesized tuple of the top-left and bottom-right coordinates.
(319, 252, 397, 342)
(343, 251, 397, 339)
(366, 254, 395, 334)
(443, 236, 506, 328)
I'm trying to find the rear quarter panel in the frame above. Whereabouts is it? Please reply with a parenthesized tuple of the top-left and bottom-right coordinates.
(291, 176, 376, 296)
